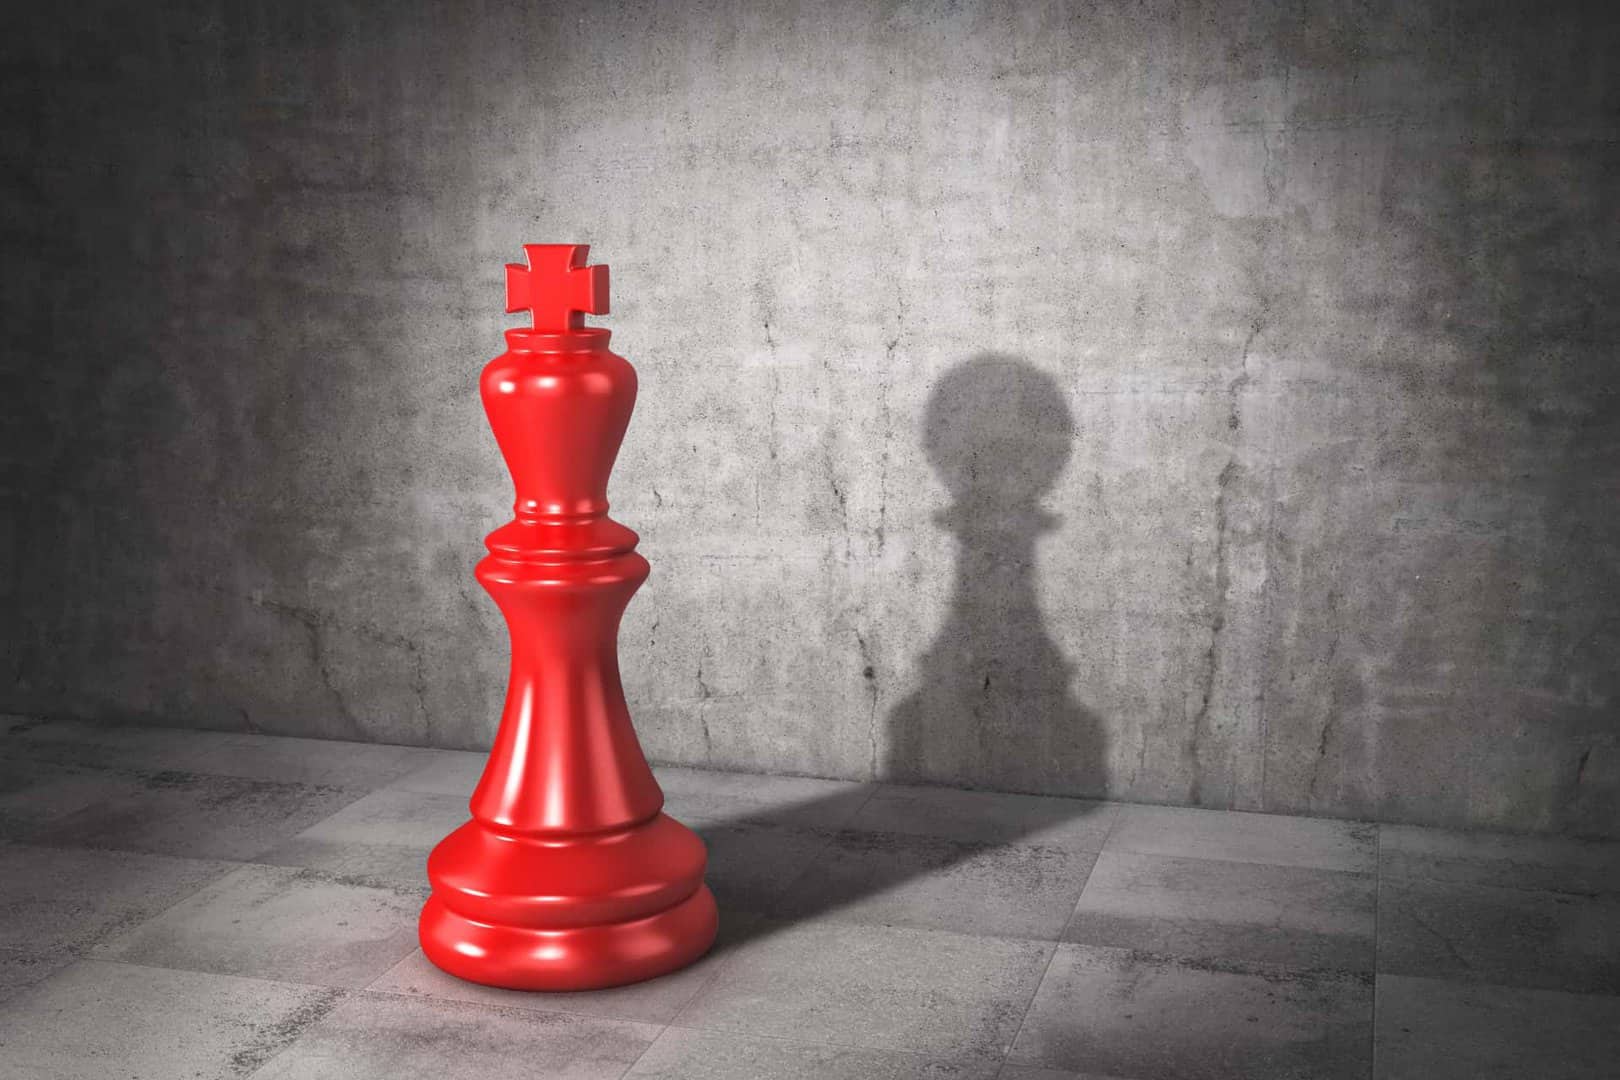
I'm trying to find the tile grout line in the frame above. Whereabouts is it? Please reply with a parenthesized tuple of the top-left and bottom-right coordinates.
(757, 781, 884, 916)
(658, 785, 888, 1036)
(993, 800, 1125, 1078)
(654, 1019, 1009, 1070)
(1370, 823, 1382, 1080)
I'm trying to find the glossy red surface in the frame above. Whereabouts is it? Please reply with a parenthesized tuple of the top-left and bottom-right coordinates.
(420, 244, 717, 990)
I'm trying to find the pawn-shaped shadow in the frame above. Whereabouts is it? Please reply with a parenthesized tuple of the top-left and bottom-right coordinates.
(887, 353, 1106, 794)
(685, 353, 1109, 954)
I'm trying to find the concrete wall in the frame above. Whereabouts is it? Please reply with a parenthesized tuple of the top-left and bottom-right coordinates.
(4, 1, 1617, 836)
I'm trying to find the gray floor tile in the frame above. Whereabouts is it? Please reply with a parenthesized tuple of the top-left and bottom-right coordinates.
(625, 1026, 1001, 1079)
(674, 918, 1052, 1063)
(23, 768, 367, 861)
(1064, 851, 1374, 971)
(1107, 804, 1376, 872)
(999, 1067, 1140, 1080)
(0, 844, 233, 955)
(1380, 823, 1620, 897)
(850, 784, 1117, 852)
(656, 766, 874, 829)
(1008, 944, 1373, 1080)
(772, 830, 1097, 939)
(5, 718, 437, 788)
(92, 863, 422, 987)
(384, 749, 488, 795)
(0, 959, 343, 1080)
(0, 949, 73, 1005)
(1375, 974, 1620, 1080)
(694, 821, 838, 913)
(367, 911, 761, 1025)
(0, 759, 131, 840)
(257, 787, 468, 889)
(1377, 876, 1620, 994)
(249, 991, 662, 1080)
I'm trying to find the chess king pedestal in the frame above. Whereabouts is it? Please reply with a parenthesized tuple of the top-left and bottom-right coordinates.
(420, 244, 718, 990)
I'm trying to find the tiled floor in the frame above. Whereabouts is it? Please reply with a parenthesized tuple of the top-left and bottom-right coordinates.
(3, 718, 1619, 1079)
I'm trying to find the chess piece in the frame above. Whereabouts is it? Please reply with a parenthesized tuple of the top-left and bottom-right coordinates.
(419, 244, 717, 990)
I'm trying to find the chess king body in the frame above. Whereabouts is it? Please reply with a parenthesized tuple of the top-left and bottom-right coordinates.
(419, 244, 718, 990)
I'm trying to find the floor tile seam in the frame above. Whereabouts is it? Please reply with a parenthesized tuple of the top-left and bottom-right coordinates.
(807, 824, 1120, 862)
(739, 908, 1081, 947)
(1035, 806, 1122, 961)
(55, 855, 255, 956)
(651, 1017, 1006, 1067)
(1370, 963, 1620, 1000)
(1371, 970, 1620, 1001)
(233, 981, 354, 1080)
(3, 834, 253, 864)
(1097, 844, 1378, 876)
(987, 937, 1062, 1071)
(3, 748, 396, 793)
(70, 952, 363, 996)
(356, 980, 677, 1035)
(0, 837, 252, 866)
(753, 827, 849, 916)
(7, 722, 448, 762)
(614, 1035, 659, 1080)
(1062, 913, 1380, 965)
(848, 777, 884, 817)
(662, 907, 1077, 1033)
(1376, 870, 1620, 904)
(1056, 942, 1377, 984)
(995, 818, 1111, 1079)
(661, 921, 770, 1030)
(1370, 823, 1381, 1080)
(346, 983, 668, 1035)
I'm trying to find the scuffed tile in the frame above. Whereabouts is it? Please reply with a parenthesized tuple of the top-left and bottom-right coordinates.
(1379, 823, 1620, 896)
(1008, 945, 1372, 1080)
(0, 949, 73, 1004)
(626, 1026, 1001, 1079)
(0, 845, 233, 954)
(1377, 876, 1620, 994)
(0, 758, 143, 840)
(772, 830, 1097, 939)
(1065, 851, 1374, 971)
(1375, 974, 1620, 1080)
(1107, 805, 1375, 872)
(383, 750, 488, 796)
(92, 863, 421, 988)
(257, 787, 468, 890)
(249, 991, 661, 1080)
(5, 719, 436, 788)
(0, 959, 344, 1080)
(674, 918, 1051, 1063)
(655, 766, 874, 829)
(368, 912, 758, 1026)
(999, 1067, 1140, 1080)
(850, 784, 1117, 852)
(23, 768, 367, 861)
(692, 821, 838, 914)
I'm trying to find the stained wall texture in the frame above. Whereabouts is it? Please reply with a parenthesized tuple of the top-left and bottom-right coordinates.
(3, 1, 1617, 836)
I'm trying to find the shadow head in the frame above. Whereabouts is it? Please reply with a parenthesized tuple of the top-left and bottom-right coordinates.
(923, 353, 1075, 515)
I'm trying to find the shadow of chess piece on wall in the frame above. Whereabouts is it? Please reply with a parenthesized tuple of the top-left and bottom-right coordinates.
(885, 353, 1107, 796)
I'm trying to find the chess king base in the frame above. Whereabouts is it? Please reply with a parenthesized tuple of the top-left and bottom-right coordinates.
(421, 810, 717, 991)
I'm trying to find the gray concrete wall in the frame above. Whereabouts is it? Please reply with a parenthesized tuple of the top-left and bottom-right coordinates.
(4, 1, 1617, 836)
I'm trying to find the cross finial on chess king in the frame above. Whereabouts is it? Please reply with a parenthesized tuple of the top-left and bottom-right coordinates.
(505, 243, 610, 332)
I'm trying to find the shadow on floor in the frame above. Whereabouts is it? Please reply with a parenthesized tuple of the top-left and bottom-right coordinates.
(692, 353, 1110, 947)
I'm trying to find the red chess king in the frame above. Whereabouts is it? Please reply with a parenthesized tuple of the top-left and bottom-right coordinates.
(419, 243, 718, 990)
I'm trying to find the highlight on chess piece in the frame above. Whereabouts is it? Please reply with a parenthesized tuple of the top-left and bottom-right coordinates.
(419, 244, 718, 991)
